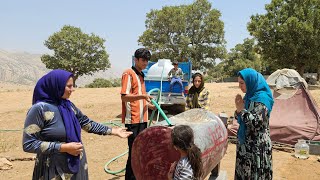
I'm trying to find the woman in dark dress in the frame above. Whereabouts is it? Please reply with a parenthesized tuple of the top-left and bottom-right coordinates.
(23, 69, 132, 180)
(234, 68, 274, 180)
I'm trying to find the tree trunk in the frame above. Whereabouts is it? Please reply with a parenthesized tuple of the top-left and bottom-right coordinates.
(297, 65, 305, 77)
(317, 67, 320, 81)
(73, 76, 78, 87)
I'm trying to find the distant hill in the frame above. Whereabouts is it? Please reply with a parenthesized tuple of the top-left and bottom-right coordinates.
(0, 49, 122, 87)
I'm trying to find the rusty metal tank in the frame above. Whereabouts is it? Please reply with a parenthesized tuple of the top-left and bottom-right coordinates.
(131, 109, 228, 180)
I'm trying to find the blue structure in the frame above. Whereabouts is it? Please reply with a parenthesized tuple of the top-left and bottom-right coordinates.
(143, 59, 192, 94)
(132, 57, 192, 110)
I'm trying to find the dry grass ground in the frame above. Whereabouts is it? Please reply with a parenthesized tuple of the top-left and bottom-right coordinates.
(0, 82, 320, 179)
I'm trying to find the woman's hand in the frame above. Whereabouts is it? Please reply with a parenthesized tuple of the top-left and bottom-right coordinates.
(60, 142, 83, 156)
(167, 161, 177, 180)
(111, 127, 133, 138)
(235, 94, 245, 113)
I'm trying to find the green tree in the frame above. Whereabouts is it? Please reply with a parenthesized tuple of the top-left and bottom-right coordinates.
(248, 0, 320, 76)
(207, 62, 227, 82)
(223, 38, 265, 77)
(111, 78, 121, 87)
(138, 0, 226, 70)
(85, 78, 112, 88)
(85, 78, 121, 88)
(41, 25, 110, 85)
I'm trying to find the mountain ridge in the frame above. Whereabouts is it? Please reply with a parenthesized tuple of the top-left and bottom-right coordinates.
(0, 49, 122, 87)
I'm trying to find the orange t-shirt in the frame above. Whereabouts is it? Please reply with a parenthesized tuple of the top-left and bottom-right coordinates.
(121, 68, 148, 124)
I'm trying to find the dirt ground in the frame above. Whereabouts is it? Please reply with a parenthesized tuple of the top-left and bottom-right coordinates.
(1, 82, 320, 179)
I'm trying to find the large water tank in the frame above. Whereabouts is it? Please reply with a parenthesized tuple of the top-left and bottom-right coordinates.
(146, 59, 174, 80)
(131, 109, 228, 180)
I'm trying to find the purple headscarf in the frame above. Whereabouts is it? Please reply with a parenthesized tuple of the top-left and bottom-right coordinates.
(33, 69, 82, 173)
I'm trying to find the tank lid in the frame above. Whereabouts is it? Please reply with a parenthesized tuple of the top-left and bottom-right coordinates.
(158, 59, 171, 67)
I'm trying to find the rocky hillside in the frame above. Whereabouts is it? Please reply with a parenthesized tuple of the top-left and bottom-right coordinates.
(0, 50, 121, 87)
(0, 50, 47, 85)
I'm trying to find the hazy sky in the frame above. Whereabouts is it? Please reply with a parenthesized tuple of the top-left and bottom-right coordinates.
(0, 0, 270, 70)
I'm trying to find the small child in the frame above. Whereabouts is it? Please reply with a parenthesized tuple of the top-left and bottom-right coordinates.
(168, 60, 184, 97)
(168, 125, 203, 180)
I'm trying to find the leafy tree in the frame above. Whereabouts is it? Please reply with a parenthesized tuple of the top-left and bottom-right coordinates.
(85, 78, 111, 88)
(248, 0, 320, 76)
(138, 0, 226, 70)
(111, 78, 121, 87)
(41, 25, 110, 85)
(85, 78, 121, 88)
(206, 62, 227, 82)
(223, 38, 266, 76)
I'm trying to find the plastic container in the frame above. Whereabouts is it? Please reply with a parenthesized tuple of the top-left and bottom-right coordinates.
(294, 139, 309, 159)
(131, 109, 228, 180)
(146, 59, 173, 80)
(309, 140, 320, 155)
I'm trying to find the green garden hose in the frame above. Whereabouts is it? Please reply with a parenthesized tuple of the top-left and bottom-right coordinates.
(104, 88, 172, 175)
(147, 88, 161, 127)
(101, 120, 123, 127)
(104, 150, 128, 174)
(0, 129, 22, 132)
(0, 121, 122, 132)
(150, 99, 172, 126)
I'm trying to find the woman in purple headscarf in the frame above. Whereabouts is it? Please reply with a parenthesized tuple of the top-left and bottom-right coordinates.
(22, 69, 132, 180)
